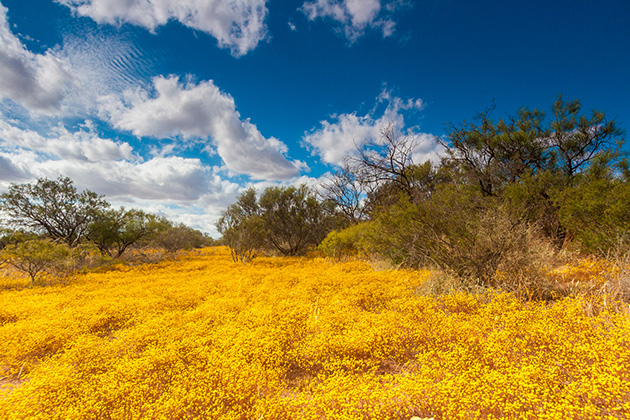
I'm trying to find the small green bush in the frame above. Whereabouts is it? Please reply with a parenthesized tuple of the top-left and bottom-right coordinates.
(318, 222, 374, 261)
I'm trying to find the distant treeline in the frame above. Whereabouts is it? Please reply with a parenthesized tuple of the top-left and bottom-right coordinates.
(0, 176, 213, 283)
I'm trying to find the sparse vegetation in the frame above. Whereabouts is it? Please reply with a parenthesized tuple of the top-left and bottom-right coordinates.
(0, 177, 209, 274)
(0, 239, 71, 284)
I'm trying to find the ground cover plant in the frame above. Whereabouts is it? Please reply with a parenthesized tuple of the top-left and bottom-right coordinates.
(1, 247, 629, 419)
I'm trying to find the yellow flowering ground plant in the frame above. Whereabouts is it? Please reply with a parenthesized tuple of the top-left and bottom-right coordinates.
(0, 247, 628, 419)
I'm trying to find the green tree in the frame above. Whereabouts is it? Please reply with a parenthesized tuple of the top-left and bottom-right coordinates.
(153, 223, 212, 252)
(216, 188, 266, 262)
(259, 185, 338, 256)
(87, 208, 169, 257)
(548, 96, 625, 181)
(217, 185, 340, 260)
(441, 97, 624, 196)
(556, 174, 630, 254)
(0, 177, 109, 247)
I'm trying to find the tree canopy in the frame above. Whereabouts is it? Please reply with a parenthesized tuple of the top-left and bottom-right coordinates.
(87, 208, 170, 257)
(0, 176, 109, 247)
(217, 185, 340, 261)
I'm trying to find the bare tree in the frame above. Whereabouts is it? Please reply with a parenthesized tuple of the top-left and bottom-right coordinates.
(319, 161, 368, 223)
(349, 123, 422, 200)
(320, 123, 440, 219)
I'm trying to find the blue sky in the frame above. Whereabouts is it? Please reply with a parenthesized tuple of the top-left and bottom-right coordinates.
(0, 0, 628, 235)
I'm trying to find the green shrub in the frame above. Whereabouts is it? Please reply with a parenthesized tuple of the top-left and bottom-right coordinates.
(557, 178, 630, 255)
(361, 185, 557, 296)
(318, 222, 374, 261)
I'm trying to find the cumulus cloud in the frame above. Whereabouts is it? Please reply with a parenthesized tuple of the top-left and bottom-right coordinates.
(303, 113, 380, 165)
(56, 0, 268, 57)
(0, 5, 75, 114)
(101, 76, 305, 180)
(0, 119, 213, 200)
(56, 156, 212, 201)
(301, 0, 407, 42)
(302, 88, 437, 166)
(0, 119, 135, 162)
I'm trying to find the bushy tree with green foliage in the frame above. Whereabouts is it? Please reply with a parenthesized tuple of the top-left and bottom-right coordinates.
(0, 177, 109, 247)
(87, 208, 170, 257)
(441, 96, 625, 195)
(217, 185, 340, 261)
(153, 223, 213, 252)
(439, 96, 626, 252)
(259, 185, 338, 256)
(216, 188, 266, 262)
(556, 171, 630, 255)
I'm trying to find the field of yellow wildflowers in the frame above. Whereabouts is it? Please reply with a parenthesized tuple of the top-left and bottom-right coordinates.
(1, 247, 629, 419)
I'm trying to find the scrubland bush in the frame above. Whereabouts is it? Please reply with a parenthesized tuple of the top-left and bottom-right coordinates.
(362, 185, 556, 295)
(0, 239, 71, 284)
(0, 239, 112, 285)
(557, 177, 630, 255)
(309, 96, 628, 300)
(318, 222, 374, 261)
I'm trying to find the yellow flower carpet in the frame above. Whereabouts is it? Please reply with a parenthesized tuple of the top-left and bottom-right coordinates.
(0, 247, 628, 419)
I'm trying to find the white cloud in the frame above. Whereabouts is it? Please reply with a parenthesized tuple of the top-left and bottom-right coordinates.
(301, 0, 406, 42)
(55, 31, 155, 116)
(0, 153, 238, 236)
(0, 119, 135, 162)
(0, 5, 75, 114)
(101, 76, 305, 180)
(303, 113, 380, 165)
(1, 3, 153, 117)
(0, 154, 27, 181)
(56, 0, 269, 57)
(0, 120, 208, 200)
(303, 88, 437, 166)
(58, 157, 212, 201)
